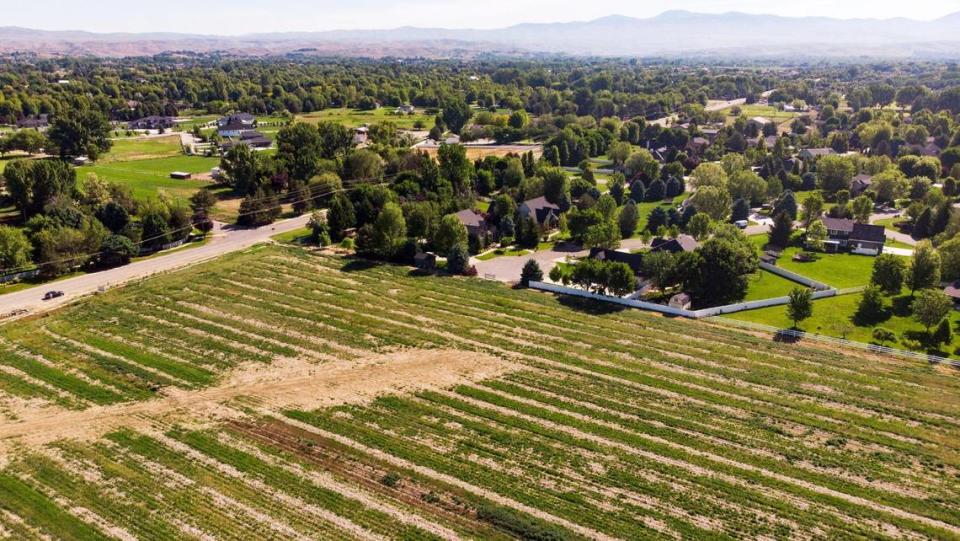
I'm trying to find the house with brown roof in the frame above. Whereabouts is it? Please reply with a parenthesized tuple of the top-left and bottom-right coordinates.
(454, 209, 489, 238)
(850, 174, 873, 196)
(650, 235, 699, 254)
(799, 147, 836, 161)
(588, 248, 644, 275)
(518, 196, 560, 228)
(818, 216, 885, 256)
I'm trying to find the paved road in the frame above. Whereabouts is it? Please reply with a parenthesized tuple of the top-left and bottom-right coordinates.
(649, 97, 748, 127)
(0, 215, 310, 318)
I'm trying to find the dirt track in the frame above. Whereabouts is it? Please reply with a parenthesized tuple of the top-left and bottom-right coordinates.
(0, 349, 510, 453)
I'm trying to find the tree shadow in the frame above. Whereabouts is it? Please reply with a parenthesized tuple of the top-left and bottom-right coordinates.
(551, 241, 584, 254)
(891, 295, 914, 317)
(340, 258, 383, 273)
(556, 295, 627, 315)
(852, 307, 892, 326)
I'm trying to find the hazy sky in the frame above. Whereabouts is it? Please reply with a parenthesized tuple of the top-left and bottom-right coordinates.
(9, 0, 960, 34)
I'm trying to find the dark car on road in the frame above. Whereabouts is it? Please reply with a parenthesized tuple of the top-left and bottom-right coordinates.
(42, 290, 64, 301)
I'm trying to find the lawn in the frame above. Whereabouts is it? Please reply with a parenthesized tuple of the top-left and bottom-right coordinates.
(100, 135, 183, 163)
(634, 193, 688, 234)
(296, 107, 433, 130)
(270, 226, 312, 245)
(1, 244, 960, 539)
(80, 156, 220, 201)
(476, 246, 531, 260)
(726, 290, 960, 358)
(742, 270, 803, 301)
(722, 104, 798, 125)
(773, 247, 880, 289)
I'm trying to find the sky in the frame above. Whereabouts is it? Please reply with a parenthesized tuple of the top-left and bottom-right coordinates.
(7, 0, 960, 34)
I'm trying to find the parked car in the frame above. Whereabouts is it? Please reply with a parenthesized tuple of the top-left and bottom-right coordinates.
(42, 290, 64, 301)
(734, 220, 749, 229)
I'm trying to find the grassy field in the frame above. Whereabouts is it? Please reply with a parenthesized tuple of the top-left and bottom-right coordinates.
(723, 104, 798, 126)
(297, 107, 433, 129)
(0, 245, 959, 539)
(726, 289, 960, 356)
(635, 193, 688, 233)
(80, 156, 220, 201)
(742, 269, 803, 301)
(773, 247, 878, 289)
(100, 135, 183, 163)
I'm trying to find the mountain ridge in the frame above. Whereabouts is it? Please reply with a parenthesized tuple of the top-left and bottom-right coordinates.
(1, 10, 959, 58)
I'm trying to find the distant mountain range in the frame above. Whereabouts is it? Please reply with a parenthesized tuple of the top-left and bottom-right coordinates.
(3, 10, 960, 58)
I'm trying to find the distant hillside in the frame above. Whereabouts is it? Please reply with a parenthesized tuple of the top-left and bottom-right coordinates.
(2, 10, 960, 58)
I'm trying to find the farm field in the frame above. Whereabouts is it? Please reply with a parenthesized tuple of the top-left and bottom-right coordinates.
(1, 245, 960, 539)
(416, 144, 543, 161)
(79, 155, 220, 201)
(297, 107, 433, 129)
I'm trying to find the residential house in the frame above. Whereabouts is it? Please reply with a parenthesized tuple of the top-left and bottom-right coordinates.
(650, 235, 699, 254)
(799, 148, 836, 161)
(748, 117, 773, 131)
(454, 209, 489, 238)
(699, 127, 721, 143)
(588, 248, 644, 275)
(752, 135, 779, 149)
(850, 174, 873, 197)
(217, 113, 256, 137)
(685, 137, 710, 156)
(943, 283, 960, 307)
(128, 116, 175, 131)
(16, 114, 48, 129)
(819, 217, 885, 255)
(518, 196, 560, 228)
(220, 131, 272, 153)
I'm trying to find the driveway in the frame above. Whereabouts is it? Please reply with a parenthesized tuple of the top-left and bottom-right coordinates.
(474, 238, 653, 282)
(870, 211, 916, 247)
(0, 214, 310, 318)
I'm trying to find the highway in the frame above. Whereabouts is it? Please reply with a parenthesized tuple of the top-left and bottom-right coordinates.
(0, 214, 310, 318)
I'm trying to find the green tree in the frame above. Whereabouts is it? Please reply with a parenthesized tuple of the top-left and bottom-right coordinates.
(856, 285, 886, 323)
(816, 155, 855, 193)
(221, 143, 266, 196)
(689, 162, 728, 190)
(0, 226, 32, 273)
(642, 250, 677, 289)
(687, 212, 712, 240)
(520, 259, 543, 287)
(805, 219, 828, 251)
(541, 167, 571, 209)
(618, 200, 639, 239)
(871, 253, 906, 295)
(327, 193, 356, 241)
(437, 144, 473, 195)
(727, 170, 767, 205)
(933, 318, 953, 346)
(98, 234, 137, 267)
(606, 262, 638, 297)
(441, 95, 472, 134)
(316, 121, 354, 159)
(801, 192, 825, 226)
(434, 214, 469, 255)
(906, 242, 941, 296)
(276, 123, 323, 181)
(768, 211, 793, 248)
(370, 202, 407, 259)
(786, 287, 813, 329)
(912, 288, 952, 332)
(689, 186, 732, 222)
(851, 195, 873, 223)
(446, 243, 470, 275)
(47, 108, 112, 160)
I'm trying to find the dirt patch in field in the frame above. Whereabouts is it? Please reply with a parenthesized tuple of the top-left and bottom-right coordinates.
(0, 349, 511, 451)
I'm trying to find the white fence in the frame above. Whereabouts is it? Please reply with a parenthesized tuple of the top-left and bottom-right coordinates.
(759, 261, 830, 290)
(529, 281, 842, 319)
(715, 318, 960, 368)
